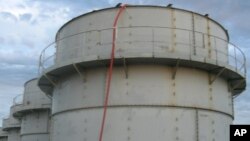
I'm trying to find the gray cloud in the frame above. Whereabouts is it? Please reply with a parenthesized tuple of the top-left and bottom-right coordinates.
(0, 65, 37, 86)
(0, 11, 17, 21)
(0, 37, 4, 44)
(168, 0, 250, 45)
(0, 54, 37, 66)
(19, 13, 32, 21)
(21, 39, 35, 48)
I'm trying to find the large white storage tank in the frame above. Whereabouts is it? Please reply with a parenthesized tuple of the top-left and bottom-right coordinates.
(38, 5, 246, 141)
(0, 128, 8, 141)
(2, 106, 21, 141)
(12, 78, 51, 141)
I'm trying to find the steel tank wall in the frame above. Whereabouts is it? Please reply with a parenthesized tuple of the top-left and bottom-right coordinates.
(2, 106, 21, 141)
(51, 66, 232, 141)
(6, 129, 19, 141)
(2, 109, 20, 130)
(0, 128, 8, 141)
(13, 79, 51, 141)
(22, 79, 51, 110)
(20, 110, 50, 141)
(38, 6, 246, 141)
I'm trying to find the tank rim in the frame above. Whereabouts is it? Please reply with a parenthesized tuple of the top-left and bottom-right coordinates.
(24, 78, 38, 88)
(55, 5, 229, 41)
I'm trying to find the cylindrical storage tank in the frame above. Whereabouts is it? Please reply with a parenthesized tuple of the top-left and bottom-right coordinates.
(0, 128, 8, 141)
(12, 78, 51, 141)
(20, 111, 50, 141)
(2, 106, 21, 141)
(6, 129, 19, 141)
(38, 5, 246, 141)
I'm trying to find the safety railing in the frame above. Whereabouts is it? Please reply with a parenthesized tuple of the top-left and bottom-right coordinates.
(13, 94, 23, 105)
(0, 127, 7, 135)
(38, 26, 246, 77)
(12, 92, 50, 109)
(1, 115, 9, 121)
(2, 118, 9, 128)
(2, 117, 20, 129)
(23, 91, 51, 106)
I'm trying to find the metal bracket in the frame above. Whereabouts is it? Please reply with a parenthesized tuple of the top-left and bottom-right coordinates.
(233, 94, 241, 99)
(123, 57, 128, 79)
(209, 67, 226, 84)
(172, 59, 180, 80)
(43, 73, 57, 87)
(46, 94, 52, 100)
(73, 63, 86, 82)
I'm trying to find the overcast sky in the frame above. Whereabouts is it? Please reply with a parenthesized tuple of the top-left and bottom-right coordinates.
(0, 0, 249, 125)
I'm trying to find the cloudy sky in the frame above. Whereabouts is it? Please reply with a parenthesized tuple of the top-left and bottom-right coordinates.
(0, 0, 249, 125)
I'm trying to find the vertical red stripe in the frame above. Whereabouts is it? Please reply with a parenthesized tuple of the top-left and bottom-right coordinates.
(98, 4, 127, 141)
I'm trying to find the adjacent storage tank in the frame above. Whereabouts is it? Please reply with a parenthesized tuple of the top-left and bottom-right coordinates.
(2, 106, 21, 141)
(38, 5, 246, 141)
(0, 128, 8, 141)
(12, 78, 51, 141)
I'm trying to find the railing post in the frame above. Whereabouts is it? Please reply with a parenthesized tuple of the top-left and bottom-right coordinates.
(233, 45, 237, 72)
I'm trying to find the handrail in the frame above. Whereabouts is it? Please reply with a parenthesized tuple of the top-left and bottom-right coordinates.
(1, 115, 9, 120)
(0, 114, 4, 120)
(38, 26, 246, 77)
(13, 94, 23, 105)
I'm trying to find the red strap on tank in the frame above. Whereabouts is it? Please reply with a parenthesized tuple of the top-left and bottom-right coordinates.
(98, 4, 127, 141)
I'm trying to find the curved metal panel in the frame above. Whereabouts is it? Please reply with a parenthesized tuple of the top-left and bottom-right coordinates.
(20, 111, 50, 141)
(52, 66, 233, 116)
